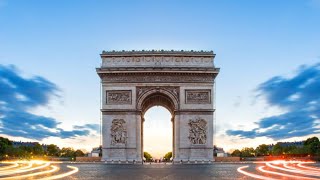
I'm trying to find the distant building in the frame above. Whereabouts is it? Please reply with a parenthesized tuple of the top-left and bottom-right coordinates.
(214, 146, 228, 157)
(88, 146, 102, 157)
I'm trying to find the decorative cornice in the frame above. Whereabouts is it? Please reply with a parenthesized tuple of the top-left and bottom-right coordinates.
(96, 68, 220, 74)
(101, 50, 215, 57)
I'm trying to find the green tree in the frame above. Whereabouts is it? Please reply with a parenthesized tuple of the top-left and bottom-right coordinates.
(60, 147, 75, 157)
(291, 146, 308, 155)
(255, 144, 270, 156)
(231, 149, 241, 157)
(32, 143, 44, 156)
(144, 152, 153, 162)
(304, 137, 320, 156)
(272, 143, 283, 156)
(74, 149, 85, 157)
(16, 146, 33, 159)
(163, 152, 172, 161)
(46, 144, 60, 156)
(0, 137, 12, 158)
(241, 147, 255, 157)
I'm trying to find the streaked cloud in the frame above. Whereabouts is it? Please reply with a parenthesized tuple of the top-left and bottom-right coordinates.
(0, 64, 98, 140)
(73, 124, 100, 134)
(227, 63, 320, 140)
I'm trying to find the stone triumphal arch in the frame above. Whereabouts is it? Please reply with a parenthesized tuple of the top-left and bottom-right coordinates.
(96, 50, 219, 163)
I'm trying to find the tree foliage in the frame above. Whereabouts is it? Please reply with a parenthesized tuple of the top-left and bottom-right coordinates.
(60, 147, 75, 157)
(74, 149, 85, 157)
(231, 149, 241, 157)
(163, 152, 172, 161)
(304, 137, 320, 156)
(144, 152, 153, 161)
(230, 137, 320, 158)
(241, 147, 255, 157)
(0, 137, 12, 157)
(0, 136, 90, 160)
(47, 144, 60, 156)
(255, 144, 269, 156)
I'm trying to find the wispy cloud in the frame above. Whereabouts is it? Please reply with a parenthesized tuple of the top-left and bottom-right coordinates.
(0, 65, 98, 140)
(73, 124, 100, 134)
(227, 63, 320, 140)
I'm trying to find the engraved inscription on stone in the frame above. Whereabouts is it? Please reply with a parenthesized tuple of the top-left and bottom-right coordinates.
(185, 90, 211, 104)
(188, 117, 207, 145)
(106, 90, 131, 104)
(110, 119, 127, 145)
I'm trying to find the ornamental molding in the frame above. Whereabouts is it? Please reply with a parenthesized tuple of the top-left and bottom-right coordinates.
(100, 73, 215, 83)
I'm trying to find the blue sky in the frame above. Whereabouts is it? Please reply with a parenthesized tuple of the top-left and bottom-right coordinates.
(0, 0, 320, 153)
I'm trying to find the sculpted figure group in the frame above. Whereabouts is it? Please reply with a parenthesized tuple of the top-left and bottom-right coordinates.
(110, 119, 127, 145)
(188, 117, 207, 144)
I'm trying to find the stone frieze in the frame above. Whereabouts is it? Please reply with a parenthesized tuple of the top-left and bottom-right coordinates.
(102, 74, 215, 83)
(106, 90, 132, 104)
(185, 89, 211, 104)
(101, 56, 214, 68)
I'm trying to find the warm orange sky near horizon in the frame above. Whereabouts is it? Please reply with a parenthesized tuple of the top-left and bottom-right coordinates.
(143, 107, 173, 159)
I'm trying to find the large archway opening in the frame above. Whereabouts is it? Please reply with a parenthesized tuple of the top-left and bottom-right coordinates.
(143, 106, 172, 161)
(139, 91, 177, 162)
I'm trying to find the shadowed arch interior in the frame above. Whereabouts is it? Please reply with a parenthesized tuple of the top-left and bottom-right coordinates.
(141, 93, 176, 116)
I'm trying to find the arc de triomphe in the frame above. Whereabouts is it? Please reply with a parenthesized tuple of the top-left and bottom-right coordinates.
(96, 50, 219, 163)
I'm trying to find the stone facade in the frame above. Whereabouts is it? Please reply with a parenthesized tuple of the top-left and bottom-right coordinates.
(97, 50, 219, 163)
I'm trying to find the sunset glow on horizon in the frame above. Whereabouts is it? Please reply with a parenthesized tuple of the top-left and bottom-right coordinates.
(143, 107, 173, 159)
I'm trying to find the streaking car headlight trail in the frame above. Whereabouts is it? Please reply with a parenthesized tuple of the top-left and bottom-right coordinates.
(0, 160, 78, 179)
(238, 160, 320, 179)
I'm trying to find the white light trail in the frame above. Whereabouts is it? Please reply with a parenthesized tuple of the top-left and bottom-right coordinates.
(0, 165, 58, 180)
(266, 162, 320, 176)
(258, 165, 318, 180)
(298, 163, 320, 171)
(0, 161, 79, 179)
(238, 160, 320, 179)
(237, 165, 277, 180)
(0, 163, 18, 171)
(39, 165, 79, 180)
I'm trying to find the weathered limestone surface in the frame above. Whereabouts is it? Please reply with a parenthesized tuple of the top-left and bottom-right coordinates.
(97, 50, 219, 163)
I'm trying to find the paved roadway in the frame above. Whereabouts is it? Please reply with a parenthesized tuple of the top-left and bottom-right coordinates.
(65, 163, 254, 179)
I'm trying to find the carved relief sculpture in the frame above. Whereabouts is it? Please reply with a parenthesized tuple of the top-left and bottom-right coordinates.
(110, 119, 127, 145)
(186, 90, 211, 104)
(106, 90, 131, 104)
(188, 117, 207, 144)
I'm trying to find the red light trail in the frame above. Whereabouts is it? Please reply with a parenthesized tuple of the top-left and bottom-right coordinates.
(238, 160, 320, 179)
